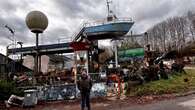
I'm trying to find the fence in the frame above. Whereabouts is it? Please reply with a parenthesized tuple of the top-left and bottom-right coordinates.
(19, 83, 107, 101)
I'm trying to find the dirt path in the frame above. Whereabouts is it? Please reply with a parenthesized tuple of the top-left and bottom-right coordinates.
(9, 94, 178, 110)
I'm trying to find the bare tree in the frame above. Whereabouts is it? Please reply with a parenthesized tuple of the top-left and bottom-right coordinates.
(167, 18, 177, 50)
(159, 21, 168, 51)
(146, 11, 195, 52)
(187, 11, 195, 41)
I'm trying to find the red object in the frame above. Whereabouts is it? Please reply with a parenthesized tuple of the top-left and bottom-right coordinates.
(70, 42, 90, 51)
(108, 74, 121, 97)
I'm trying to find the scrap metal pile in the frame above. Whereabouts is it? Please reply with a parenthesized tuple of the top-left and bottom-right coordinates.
(118, 50, 187, 86)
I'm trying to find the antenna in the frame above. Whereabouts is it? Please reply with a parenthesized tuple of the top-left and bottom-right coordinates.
(5, 25, 15, 35)
(4, 25, 15, 42)
(106, 0, 112, 16)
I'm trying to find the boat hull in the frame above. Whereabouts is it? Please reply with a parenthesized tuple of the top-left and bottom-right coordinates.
(84, 22, 134, 40)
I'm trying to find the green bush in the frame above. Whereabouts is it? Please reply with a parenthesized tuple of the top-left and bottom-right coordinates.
(0, 80, 24, 101)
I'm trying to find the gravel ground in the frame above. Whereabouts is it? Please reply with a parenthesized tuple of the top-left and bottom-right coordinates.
(8, 94, 179, 110)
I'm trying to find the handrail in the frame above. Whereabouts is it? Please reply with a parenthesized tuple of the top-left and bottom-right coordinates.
(84, 17, 133, 27)
(72, 22, 86, 41)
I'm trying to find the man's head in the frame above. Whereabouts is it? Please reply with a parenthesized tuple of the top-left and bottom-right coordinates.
(81, 70, 88, 80)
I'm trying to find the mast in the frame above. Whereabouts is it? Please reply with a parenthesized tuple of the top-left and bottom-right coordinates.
(106, 0, 117, 21)
(106, 0, 111, 17)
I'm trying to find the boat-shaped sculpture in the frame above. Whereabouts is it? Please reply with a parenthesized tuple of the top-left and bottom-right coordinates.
(74, 0, 134, 41)
(84, 18, 134, 40)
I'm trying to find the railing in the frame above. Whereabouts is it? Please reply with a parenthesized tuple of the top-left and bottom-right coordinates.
(17, 82, 107, 101)
(84, 17, 133, 27)
(72, 22, 87, 41)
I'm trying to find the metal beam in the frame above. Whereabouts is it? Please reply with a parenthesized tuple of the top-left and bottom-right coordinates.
(7, 42, 74, 56)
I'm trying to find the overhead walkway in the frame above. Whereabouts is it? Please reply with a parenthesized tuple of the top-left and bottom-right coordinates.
(7, 25, 88, 56)
(7, 42, 74, 56)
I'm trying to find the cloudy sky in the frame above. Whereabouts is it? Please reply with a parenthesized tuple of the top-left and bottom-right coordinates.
(0, 0, 195, 54)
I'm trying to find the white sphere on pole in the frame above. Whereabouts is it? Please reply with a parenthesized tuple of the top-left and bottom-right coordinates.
(25, 11, 48, 33)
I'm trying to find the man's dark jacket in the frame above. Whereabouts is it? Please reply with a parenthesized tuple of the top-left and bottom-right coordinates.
(77, 75, 92, 93)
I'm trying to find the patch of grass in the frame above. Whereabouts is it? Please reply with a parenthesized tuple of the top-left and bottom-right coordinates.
(127, 69, 195, 96)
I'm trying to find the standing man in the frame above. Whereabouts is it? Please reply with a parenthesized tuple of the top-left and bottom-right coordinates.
(77, 71, 92, 110)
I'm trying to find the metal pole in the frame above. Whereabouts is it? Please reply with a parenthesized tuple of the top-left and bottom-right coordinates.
(20, 44, 22, 62)
(86, 51, 89, 74)
(6, 46, 9, 80)
(36, 33, 39, 74)
(6, 44, 13, 80)
(114, 41, 118, 67)
(39, 55, 41, 74)
(34, 33, 39, 84)
(146, 33, 148, 45)
(18, 42, 23, 62)
(20, 42, 23, 72)
(74, 51, 77, 84)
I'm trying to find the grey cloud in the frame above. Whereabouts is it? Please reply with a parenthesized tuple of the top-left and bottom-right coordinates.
(40, 28, 70, 45)
(0, 0, 33, 48)
(131, 0, 172, 22)
(0, 15, 30, 43)
(54, 0, 87, 18)
(0, 38, 10, 46)
(0, 0, 30, 14)
(54, 0, 105, 19)
(0, 1, 17, 13)
(128, 0, 195, 33)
